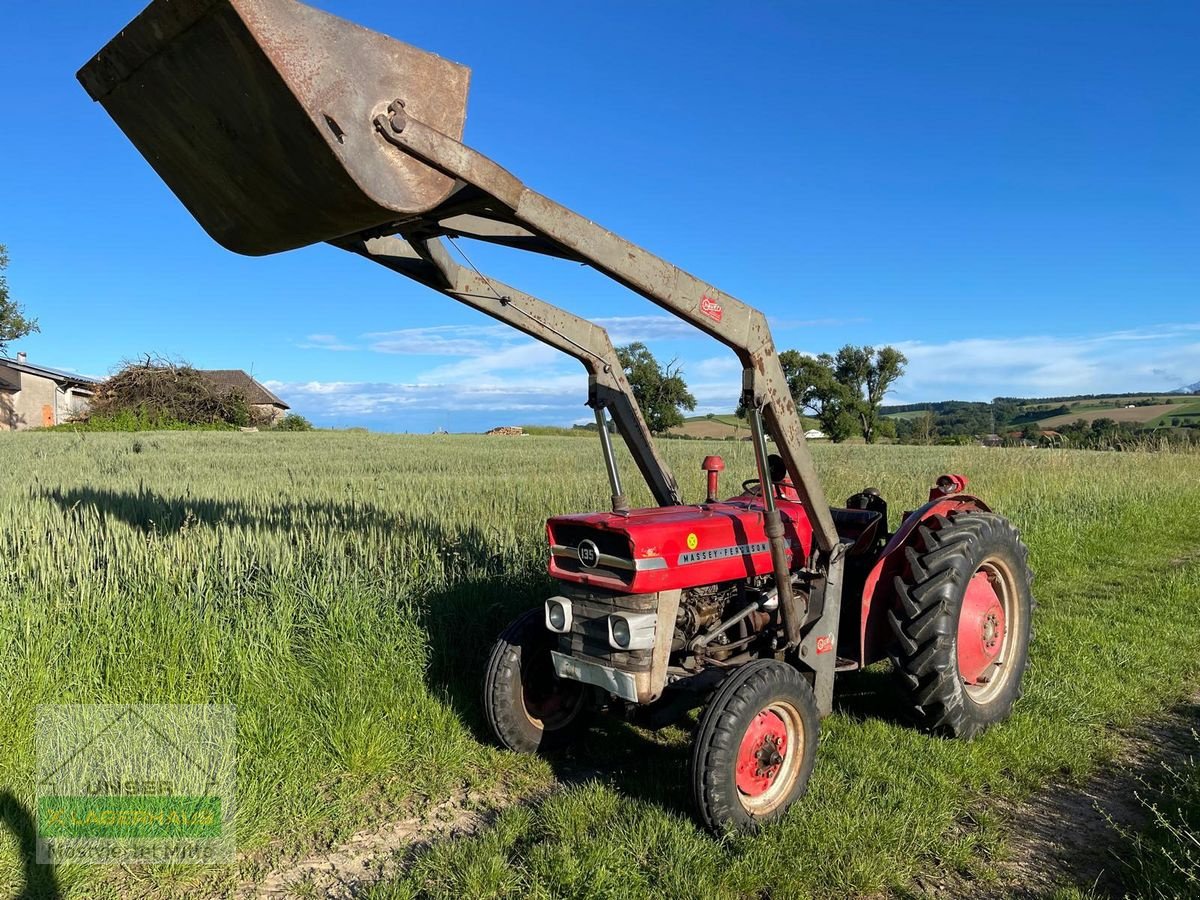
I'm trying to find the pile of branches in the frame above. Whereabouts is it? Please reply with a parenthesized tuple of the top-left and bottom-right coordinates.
(87, 357, 251, 427)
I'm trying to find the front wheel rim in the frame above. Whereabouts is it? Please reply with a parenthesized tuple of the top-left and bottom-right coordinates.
(735, 701, 805, 815)
(521, 649, 584, 731)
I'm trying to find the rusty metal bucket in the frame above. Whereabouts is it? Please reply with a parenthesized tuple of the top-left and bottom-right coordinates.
(78, 0, 471, 256)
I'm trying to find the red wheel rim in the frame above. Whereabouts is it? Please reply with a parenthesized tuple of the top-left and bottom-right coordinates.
(957, 569, 1007, 686)
(522, 648, 582, 730)
(736, 710, 789, 797)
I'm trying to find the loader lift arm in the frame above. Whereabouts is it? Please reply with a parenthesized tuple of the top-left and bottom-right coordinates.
(367, 113, 840, 555)
(335, 233, 682, 509)
(77, 0, 843, 652)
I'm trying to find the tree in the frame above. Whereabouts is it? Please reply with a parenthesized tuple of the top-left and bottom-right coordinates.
(736, 350, 858, 442)
(616, 342, 696, 434)
(0, 244, 39, 354)
(913, 409, 936, 445)
(832, 345, 908, 444)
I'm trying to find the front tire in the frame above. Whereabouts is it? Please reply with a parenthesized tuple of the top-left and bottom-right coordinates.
(483, 608, 589, 753)
(690, 659, 819, 833)
(889, 510, 1034, 738)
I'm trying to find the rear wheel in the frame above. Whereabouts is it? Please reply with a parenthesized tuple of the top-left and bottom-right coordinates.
(483, 608, 589, 753)
(690, 659, 819, 833)
(889, 511, 1034, 738)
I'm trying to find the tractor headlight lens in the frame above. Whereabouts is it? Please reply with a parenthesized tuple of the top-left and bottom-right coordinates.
(544, 597, 572, 633)
(606, 612, 657, 651)
(611, 617, 631, 648)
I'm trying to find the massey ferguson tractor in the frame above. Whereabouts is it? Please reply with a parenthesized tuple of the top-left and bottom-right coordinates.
(81, 0, 1034, 833)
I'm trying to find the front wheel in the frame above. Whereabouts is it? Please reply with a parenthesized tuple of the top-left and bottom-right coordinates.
(690, 659, 819, 833)
(483, 608, 589, 753)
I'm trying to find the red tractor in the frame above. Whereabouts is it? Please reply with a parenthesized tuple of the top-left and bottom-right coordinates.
(81, 0, 1034, 833)
(484, 465, 1032, 831)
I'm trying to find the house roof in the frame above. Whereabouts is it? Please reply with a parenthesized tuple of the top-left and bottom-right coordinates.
(199, 370, 289, 409)
(0, 357, 98, 387)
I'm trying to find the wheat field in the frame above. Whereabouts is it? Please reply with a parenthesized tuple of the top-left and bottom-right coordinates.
(1, 431, 1198, 897)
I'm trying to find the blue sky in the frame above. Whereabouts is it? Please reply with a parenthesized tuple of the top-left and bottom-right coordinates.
(2, 1, 1197, 432)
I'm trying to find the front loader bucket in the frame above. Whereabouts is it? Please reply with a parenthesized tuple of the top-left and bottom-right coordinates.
(78, 0, 470, 256)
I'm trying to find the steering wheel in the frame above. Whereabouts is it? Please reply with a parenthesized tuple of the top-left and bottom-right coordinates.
(741, 479, 763, 495)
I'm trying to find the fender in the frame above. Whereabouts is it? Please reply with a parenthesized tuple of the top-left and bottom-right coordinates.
(857, 493, 990, 666)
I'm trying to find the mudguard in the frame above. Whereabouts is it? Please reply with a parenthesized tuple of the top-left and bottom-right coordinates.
(857, 493, 990, 666)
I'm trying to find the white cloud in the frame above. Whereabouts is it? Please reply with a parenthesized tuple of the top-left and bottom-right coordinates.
(364, 324, 513, 356)
(265, 374, 589, 419)
(279, 322, 1200, 428)
(416, 340, 566, 383)
(592, 315, 699, 343)
(890, 325, 1200, 402)
(297, 334, 358, 351)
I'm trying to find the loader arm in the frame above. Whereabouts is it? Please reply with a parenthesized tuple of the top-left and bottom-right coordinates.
(334, 233, 682, 508)
(77, 0, 843, 652)
(369, 115, 839, 554)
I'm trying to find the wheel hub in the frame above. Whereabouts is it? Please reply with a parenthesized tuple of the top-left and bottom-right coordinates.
(736, 710, 789, 796)
(522, 650, 581, 728)
(957, 570, 1006, 684)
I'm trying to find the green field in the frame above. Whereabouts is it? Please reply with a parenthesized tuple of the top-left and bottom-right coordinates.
(2, 432, 1199, 897)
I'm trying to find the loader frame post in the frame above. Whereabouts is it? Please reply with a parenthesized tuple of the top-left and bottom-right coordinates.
(595, 408, 629, 513)
(747, 406, 803, 646)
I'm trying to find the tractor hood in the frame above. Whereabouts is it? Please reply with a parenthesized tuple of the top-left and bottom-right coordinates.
(547, 500, 814, 594)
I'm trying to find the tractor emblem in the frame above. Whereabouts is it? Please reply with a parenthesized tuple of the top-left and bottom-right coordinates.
(699, 292, 723, 323)
(577, 539, 600, 568)
(686, 532, 699, 550)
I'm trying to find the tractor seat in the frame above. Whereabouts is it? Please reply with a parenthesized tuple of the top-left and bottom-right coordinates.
(829, 507, 883, 556)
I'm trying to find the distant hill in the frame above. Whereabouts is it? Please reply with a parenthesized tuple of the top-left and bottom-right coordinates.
(882, 394, 1200, 435)
(1176, 380, 1200, 394)
(667, 413, 818, 440)
(664, 393, 1200, 444)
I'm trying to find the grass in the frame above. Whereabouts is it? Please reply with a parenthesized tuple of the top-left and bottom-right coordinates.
(1, 433, 1199, 897)
(1104, 725, 1200, 898)
(1113, 729, 1200, 897)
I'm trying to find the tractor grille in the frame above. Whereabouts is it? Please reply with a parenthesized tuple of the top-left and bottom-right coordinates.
(548, 524, 636, 584)
(557, 585, 658, 673)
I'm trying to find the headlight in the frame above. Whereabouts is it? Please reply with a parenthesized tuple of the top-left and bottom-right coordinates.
(610, 617, 631, 647)
(544, 597, 572, 633)
(606, 612, 656, 650)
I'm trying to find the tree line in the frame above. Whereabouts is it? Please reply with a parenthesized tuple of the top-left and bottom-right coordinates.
(618, 341, 908, 442)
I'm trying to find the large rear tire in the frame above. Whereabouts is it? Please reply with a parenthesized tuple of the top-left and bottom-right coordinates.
(483, 608, 590, 753)
(690, 659, 819, 833)
(889, 510, 1034, 738)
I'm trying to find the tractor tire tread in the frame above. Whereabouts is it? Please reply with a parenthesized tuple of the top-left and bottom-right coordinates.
(889, 510, 1034, 739)
(690, 659, 818, 834)
(483, 609, 588, 754)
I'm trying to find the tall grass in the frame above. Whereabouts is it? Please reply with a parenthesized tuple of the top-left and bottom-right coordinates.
(1109, 727, 1200, 898)
(0, 432, 1198, 897)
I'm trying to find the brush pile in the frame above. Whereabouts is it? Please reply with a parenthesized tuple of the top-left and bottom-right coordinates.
(86, 357, 251, 426)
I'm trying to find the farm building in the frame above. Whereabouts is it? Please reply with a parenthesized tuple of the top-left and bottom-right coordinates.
(199, 370, 290, 424)
(0, 353, 97, 430)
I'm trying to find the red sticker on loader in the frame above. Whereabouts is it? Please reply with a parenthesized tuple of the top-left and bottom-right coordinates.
(700, 293, 723, 323)
(815, 634, 834, 654)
